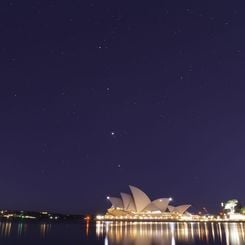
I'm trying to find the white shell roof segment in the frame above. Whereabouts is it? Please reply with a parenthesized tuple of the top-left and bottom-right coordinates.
(151, 198, 170, 212)
(120, 193, 136, 211)
(108, 197, 124, 209)
(168, 205, 175, 212)
(129, 185, 151, 212)
(174, 205, 191, 214)
(167, 204, 191, 214)
(143, 202, 159, 212)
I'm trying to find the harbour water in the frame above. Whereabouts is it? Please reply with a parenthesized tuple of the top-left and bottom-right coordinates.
(0, 220, 244, 244)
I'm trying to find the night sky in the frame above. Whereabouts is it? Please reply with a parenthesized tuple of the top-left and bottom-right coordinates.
(1, 1, 245, 214)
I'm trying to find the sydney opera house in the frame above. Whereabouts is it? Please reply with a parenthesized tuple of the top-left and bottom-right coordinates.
(97, 185, 192, 220)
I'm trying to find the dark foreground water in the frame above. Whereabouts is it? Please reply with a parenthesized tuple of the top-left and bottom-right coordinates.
(0, 220, 245, 244)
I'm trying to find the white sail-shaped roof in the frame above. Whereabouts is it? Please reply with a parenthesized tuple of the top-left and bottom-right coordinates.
(168, 205, 175, 212)
(144, 203, 159, 212)
(120, 193, 136, 211)
(108, 197, 124, 209)
(168, 204, 191, 214)
(129, 185, 151, 212)
(174, 205, 191, 214)
(152, 198, 170, 212)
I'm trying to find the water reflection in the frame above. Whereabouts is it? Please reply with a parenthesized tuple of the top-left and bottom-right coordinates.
(40, 223, 51, 238)
(96, 221, 245, 245)
(85, 220, 90, 237)
(0, 221, 52, 239)
(0, 220, 244, 244)
(0, 222, 12, 237)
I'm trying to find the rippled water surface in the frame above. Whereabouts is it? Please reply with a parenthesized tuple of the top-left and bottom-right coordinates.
(0, 220, 245, 244)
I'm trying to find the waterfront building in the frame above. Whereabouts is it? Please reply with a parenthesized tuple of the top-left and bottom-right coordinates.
(99, 185, 191, 220)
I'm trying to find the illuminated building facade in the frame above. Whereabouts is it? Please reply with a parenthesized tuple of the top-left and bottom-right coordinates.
(98, 185, 191, 220)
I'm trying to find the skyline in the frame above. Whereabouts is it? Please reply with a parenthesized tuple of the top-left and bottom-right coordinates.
(1, 1, 245, 213)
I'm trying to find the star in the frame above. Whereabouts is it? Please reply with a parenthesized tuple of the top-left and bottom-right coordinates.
(106, 87, 111, 95)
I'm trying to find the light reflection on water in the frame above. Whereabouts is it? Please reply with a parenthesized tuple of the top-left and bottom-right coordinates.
(0, 220, 244, 244)
(96, 221, 245, 245)
(17, 222, 28, 237)
(0, 222, 12, 237)
(40, 223, 51, 238)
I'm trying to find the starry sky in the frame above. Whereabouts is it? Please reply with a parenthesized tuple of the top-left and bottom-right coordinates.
(1, 1, 245, 214)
